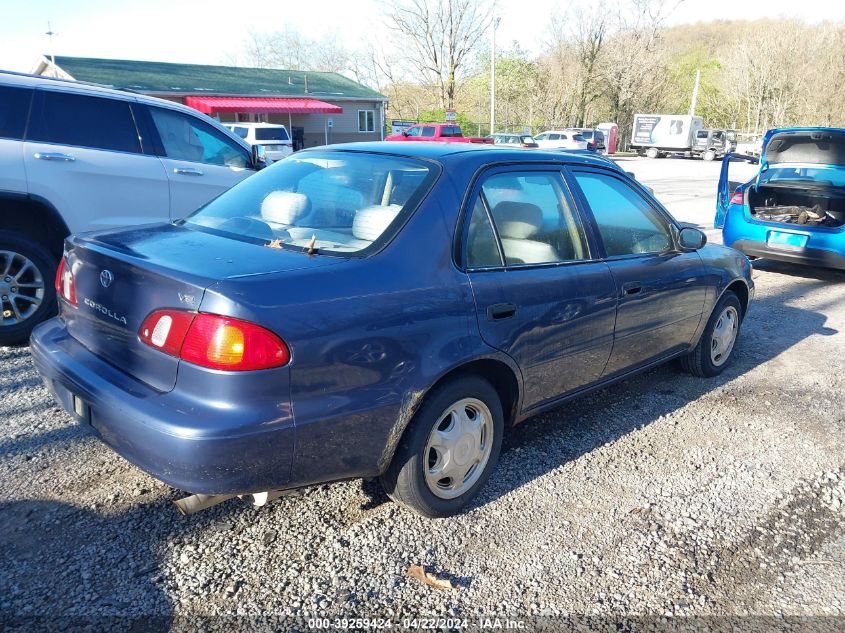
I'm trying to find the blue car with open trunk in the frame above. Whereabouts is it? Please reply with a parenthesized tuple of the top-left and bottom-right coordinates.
(716, 127, 845, 270)
(32, 143, 753, 517)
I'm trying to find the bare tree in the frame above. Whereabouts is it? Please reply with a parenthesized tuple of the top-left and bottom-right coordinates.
(385, 0, 494, 110)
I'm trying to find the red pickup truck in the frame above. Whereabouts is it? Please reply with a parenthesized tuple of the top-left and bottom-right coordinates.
(385, 123, 492, 143)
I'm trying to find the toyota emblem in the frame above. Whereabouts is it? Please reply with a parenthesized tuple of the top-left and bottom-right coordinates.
(99, 270, 114, 288)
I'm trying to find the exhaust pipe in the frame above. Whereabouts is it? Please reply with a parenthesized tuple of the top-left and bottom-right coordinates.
(173, 493, 237, 516)
(173, 490, 292, 515)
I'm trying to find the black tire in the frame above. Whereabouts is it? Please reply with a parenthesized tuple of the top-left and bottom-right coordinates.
(0, 231, 58, 347)
(380, 375, 504, 518)
(681, 291, 743, 378)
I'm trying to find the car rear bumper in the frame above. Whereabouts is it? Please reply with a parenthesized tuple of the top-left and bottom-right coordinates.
(731, 239, 845, 270)
(30, 318, 296, 495)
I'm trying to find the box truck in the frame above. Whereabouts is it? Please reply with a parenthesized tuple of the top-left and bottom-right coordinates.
(630, 114, 708, 158)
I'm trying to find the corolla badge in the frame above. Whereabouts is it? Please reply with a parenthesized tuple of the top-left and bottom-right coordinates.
(83, 298, 128, 325)
(100, 270, 114, 288)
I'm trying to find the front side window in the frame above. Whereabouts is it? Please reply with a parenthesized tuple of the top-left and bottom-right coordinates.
(535, 133, 548, 141)
(573, 170, 673, 256)
(358, 110, 375, 133)
(479, 172, 588, 265)
(0, 86, 33, 140)
(231, 126, 249, 139)
(149, 107, 249, 167)
(29, 91, 140, 153)
(185, 151, 435, 255)
(405, 126, 422, 137)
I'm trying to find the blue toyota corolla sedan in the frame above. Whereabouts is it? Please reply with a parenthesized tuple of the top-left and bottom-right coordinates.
(32, 143, 753, 517)
(716, 127, 845, 270)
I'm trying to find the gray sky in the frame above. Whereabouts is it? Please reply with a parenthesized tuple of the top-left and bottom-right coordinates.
(2, 0, 844, 73)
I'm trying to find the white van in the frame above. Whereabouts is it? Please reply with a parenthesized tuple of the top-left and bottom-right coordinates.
(226, 123, 294, 161)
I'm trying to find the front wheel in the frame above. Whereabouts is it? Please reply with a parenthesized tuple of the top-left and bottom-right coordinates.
(681, 291, 742, 377)
(703, 150, 716, 161)
(380, 376, 504, 517)
(0, 231, 57, 347)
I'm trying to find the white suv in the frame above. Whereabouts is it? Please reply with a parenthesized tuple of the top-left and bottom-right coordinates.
(226, 123, 293, 161)
(0, 72, 266, 345)
(533, 130, 589, 150)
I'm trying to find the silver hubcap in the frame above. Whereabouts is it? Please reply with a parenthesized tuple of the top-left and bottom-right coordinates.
(0, 250, 45, 327)
(710, 305, 739, 366)
(423, 397, 494, 500)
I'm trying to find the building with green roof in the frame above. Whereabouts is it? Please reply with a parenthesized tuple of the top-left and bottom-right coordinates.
(33, 55, 388, 148)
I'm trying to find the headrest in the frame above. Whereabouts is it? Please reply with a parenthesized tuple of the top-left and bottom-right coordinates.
(261, 191, 310, 225)
(492, 201, 543, 239)
(352, 205, 402, 241)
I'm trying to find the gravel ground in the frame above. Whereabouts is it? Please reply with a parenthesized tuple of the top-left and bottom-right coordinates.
(2, 159, 844, 630)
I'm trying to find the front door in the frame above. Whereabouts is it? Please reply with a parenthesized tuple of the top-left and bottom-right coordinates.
(463, 168, 617, 411)
(139, 104, 255, 218)
(568, 167, 708, 376)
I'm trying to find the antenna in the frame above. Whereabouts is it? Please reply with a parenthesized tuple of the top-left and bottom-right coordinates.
(45, 21, 57, 77)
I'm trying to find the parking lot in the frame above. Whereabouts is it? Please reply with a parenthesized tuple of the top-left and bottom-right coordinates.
(2, 158, 844, 625)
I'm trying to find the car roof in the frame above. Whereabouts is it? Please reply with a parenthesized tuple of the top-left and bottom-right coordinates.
(302, 141, 621, 170)
(227, 122, 287, 128)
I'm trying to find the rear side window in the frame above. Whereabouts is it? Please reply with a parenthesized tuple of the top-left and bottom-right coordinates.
(421, 127, 436, 138)
(572, 170, 673, 256)
(466, 197, 502, 268)
(29, 91, 141, 153)
(479, 172, 588, 266)
(0, 86, 33, 140)
(148, 107, 249, 168)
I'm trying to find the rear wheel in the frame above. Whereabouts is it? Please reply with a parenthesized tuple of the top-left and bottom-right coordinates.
(646, 147, 659, 159)
(0, 231, 57, 347)
(380, 376, 504, 517)
(681, 291, 742, 377)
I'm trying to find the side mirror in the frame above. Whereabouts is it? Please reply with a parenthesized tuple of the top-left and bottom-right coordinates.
(402, 130, 409, 137)
(678, 226, 707, 251)
(251, 144, 268, 170)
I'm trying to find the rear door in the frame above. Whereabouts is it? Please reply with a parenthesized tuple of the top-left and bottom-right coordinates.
(463, 167, 617, 411)
(24, 89, 170, 233)
(567, 167, 707, 376)
(139, 104, 254, 218)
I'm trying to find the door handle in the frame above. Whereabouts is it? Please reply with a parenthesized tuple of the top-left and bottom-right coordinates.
(622, 282, 642, 296)
(487, 303, 517, 321)
(34, 152, 75, 162)
(173, 167, 204, 176)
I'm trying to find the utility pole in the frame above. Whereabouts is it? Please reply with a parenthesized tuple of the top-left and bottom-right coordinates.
(689, 69, 701, 116)
(46, 22, 57, 76)
(489, 16, 500, 135)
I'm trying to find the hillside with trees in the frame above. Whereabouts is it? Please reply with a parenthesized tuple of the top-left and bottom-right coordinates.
(234, 0, 845, 148)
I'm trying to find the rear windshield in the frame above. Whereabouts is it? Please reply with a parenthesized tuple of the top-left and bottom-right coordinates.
(184, 151, 436, 255)
(761, 166, 845, 188)
(255, 127, 290, 141)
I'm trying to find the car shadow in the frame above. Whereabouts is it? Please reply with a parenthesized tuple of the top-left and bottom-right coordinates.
(750, 259, 845, 282)
(474, 278, 839, 510)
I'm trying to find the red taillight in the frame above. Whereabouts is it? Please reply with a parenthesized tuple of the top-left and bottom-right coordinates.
(54, 257, 77, 305)
(139, 310, 290, 371)
(730, 190, 744, 205)
(139, 310, 196, 356)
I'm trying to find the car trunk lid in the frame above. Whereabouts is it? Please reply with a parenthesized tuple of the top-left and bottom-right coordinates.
(62, 223, 342, 392)
(761, 128, 845, 171)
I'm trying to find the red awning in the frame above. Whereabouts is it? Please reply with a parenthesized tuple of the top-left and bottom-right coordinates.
(184, 96, 343, 115)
